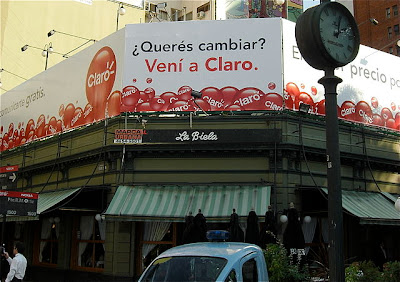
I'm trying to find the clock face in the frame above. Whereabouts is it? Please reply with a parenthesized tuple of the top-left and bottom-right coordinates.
(318, 3, 359, 65)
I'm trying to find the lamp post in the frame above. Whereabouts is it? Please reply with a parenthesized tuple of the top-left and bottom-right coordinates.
(116, 3, 126, 31)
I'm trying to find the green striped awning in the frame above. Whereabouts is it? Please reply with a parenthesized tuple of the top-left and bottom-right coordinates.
(104, 185, 271, 222)
(37, 188, 81, 214)
(321, 188, 400, 225)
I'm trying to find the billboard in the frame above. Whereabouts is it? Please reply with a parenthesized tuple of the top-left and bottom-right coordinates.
(282, 20, 400, 131)
(0, 18, 399, 153)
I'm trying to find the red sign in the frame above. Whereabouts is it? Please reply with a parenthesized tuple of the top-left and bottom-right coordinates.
(0, 165, 18, 173)
(0, 190, 38, 199)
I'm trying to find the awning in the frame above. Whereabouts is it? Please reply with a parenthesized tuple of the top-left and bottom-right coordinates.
(104, 185, 271, 222)
(37, 188, 81, 214)
(321, 188, 400, 225)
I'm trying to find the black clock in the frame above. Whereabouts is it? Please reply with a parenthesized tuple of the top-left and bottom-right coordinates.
(295, 2, 360, 70)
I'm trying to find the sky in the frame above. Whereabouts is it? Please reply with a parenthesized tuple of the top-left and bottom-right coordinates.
(303, 0, 320, 11)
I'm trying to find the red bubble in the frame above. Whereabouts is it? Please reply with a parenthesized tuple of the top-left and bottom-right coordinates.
(121, 86, 140, 108)
(83, 103, 94, 124)
(57, 120, 63, 132)
(220, 86, 239, 106)
(201, 87, 223, 110)
(315, 99, 325, 115)
(268, 82, 276, 90)
(370, 97, 378, 109)
(146, 78, 152, 84)
(138, 91, 150, 103)
(8, 123, 14, 136)
(355, 101, 373, 124)
(311, 86, 317, 95)
(190, 99, 211, 112)
(132, 78, 137, 83)
(224, 104, 243, 111)
(48, 117, 58, 135)
(136, 102, 153, 112)
(167, 100, 194, 112)
(86, 46, 116, 121)
(107, 91, 121, 117)
(160, 92, 179, 105)
(0, 126, 3, 134)
(35, 114, 46, 138)
(232, 87, 265, 110)
(283, 93, 294, 110)
(391, 102, 396, 111)
(395, 113, 400, 128)
(385, 118, 396, 129)
(177, 86, 193, 101)
(26, 119, 35, 133)
(285, 82, 300, 102)
(340, 101, 356, 120)
(381, 107, 393, 121)
(144, 87, 156, 99)
(63, 103, 76, 129)
(372, 114, 384, 126)
(264, 93, 283, 111)
(295, 92, 314, 110)
(71, 107, 84, 128)
(150, 97, 168, 111)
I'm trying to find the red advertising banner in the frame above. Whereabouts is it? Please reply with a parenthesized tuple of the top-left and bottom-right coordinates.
(0, 165, 19, 173)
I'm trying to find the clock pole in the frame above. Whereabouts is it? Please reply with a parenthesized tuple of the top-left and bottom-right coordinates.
(318, 67, 345, 282)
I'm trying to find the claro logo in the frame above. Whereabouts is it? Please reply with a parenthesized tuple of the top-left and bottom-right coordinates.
(86, 46, 117, 121)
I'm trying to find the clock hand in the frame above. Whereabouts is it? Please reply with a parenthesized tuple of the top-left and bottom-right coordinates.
(335, 16, 342, 38)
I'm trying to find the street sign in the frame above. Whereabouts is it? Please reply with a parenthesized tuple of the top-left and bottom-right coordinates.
(0, 190, 38, 216)
(0, 165, 18, 189)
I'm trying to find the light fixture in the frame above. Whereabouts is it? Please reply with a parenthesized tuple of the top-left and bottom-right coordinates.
(95, 213, 106, 222)
(299, 103, 311, 114)
(273, 0, 285, 5)
(191, 90, 209, 116)
(304, 215, 312, 223)
(358, 17, 379, 27)
(369, 18, 379, 25)
(47, 29, 96, 42)
(280, 214, 288, 223)
(395, 197, 400, 212)
(21, 43, 64, 70)
(119, 5, 126, 15)
(54, 217, 60, 223)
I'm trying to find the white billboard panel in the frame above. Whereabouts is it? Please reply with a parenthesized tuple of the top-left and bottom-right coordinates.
(282, 20, 400, 131)
(122, 18, 283, 114)
(0, 30, 125, 152)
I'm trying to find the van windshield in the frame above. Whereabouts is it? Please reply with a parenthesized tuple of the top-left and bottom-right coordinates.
(141, 256, 227, 281)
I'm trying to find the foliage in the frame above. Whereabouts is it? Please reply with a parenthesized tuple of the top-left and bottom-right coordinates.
(382, 261, 400, 282)
(263, 234, 310, 282)
(345, 261, 382, 282)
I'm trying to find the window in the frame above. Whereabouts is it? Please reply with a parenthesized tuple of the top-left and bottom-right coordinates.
(386, 7, 391, 18)
(389, 46, 394, 54)
(197, 2, 210, 13)
(71, 215, 105, 271)
(388, 27, 392, 39)
(35, 218, 59, 265)
(159, 10, 168, 21)
(394, 5, 398, 16)
(394, 24, 399, 35)
(242, 259, 258, 282)
(225, 270, 237, 282)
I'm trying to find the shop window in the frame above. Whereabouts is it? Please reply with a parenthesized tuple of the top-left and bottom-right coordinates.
(394, 24, 399, 35)
(386, 7, 391, 18)
(34, 217, 59, 266)
(140, 222, 176, 272)
(394, 5, 398, 16)
(71, 215, 105, 271)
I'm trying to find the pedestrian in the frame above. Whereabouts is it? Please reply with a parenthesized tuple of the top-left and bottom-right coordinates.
(228, 209, 244, 242)
(2, 241, 27, 282)
(245, 209, 260, 245)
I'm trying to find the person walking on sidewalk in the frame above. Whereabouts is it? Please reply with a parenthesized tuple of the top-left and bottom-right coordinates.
(2, 242, 27, 282)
